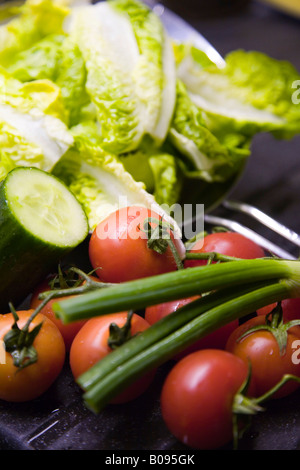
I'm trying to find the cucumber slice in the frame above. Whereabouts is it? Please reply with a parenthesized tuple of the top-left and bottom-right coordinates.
(0, 167, 89, 312)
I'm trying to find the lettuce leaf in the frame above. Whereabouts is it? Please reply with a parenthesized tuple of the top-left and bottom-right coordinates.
(110, 0, 176, 144)
(6, 33, 65, 82)
(0, 69, 73, 179)
(0, 0, 70, 67)
(67, 0, 176, 153)
(67, 1, 144, 154)
(177, 46, 300, 139)
(55, 37, 90, 127)
(6, 31, 90, 128)
(167, 80, 249, 183)
(120, 142, 183, 206)
(52, 121, 182, 236)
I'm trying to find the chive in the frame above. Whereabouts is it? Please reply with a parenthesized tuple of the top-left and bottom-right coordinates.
(53, 259, 298, 323)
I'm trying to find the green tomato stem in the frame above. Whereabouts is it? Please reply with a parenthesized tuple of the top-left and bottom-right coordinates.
(254, 374, 300, 405)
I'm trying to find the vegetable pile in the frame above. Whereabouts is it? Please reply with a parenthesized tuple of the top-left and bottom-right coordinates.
(1, 0, 300, 452)
(1, 0, 300, 231)
(1, 201, 300, 450)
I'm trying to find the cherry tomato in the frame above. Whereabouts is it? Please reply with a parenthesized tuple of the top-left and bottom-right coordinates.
(281, 298, 300, 322)
(145, 297, 239, 359)
(89, 206, 185, 283)
(70, 312, 156, 403)
(145, 297, 200, 325)
(256, 303, 277, 316)
(30, 275, 101, 351)
(160, 349, 252, 449)
(226, 315, 300, 399)
(0, 310, 65, 402)
(184, 231, 265, 268)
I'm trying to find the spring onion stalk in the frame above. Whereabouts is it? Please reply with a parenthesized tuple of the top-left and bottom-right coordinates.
(53, 259, 300, 323)
(80, 280, 294, 413)
(78, 281, 270, 391)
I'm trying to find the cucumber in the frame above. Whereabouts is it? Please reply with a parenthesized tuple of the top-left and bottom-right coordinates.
(0, 167, 89, 313)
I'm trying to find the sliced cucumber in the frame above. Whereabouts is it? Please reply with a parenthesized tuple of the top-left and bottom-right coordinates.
(0, 167, 89, 312)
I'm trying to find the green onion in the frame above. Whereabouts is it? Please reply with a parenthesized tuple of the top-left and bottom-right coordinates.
(53, 259, 299, 323)
(52, 258, 300, 413)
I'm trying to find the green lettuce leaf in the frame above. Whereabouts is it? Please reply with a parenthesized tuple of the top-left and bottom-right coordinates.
(177, 47, 300, 139)
(6, 31, 91, 127)
(52, 121, 182, 236)
(0, 0, 70, 67)
(6, 33, 65, 82)
(120, 142, 183, 206)
(167, 80, 249, 183)
(67, 0, 176, 153)
(0, 69, 73, 179)
(55, 36, 90, 127)
(110, 0, 176, 144)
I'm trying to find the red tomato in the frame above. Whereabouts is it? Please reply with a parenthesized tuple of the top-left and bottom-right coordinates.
(145, 297, 200, 325)
(89, 206, 185, 283)
(184, 232, 265, 268)
(226, 315, 300, 399)
(70, 312, 156, 403)
(0, 310, 65, 402)
(145, 297, 239, 359)
(160, 349, 253, 449)
(30, 275, 101, 351)
(281, 298, 300, 322)
(256, 303, 277, 316)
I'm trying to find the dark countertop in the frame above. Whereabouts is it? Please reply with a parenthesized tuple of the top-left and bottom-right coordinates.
(0, 0, 300, 453)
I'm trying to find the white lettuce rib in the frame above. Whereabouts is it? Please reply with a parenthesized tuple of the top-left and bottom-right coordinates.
(0, 104, 73, 170)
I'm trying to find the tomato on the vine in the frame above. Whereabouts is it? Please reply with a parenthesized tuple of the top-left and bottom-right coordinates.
(145, 297, 239, 359)
(0, 310, 65, 402)
(226, 314, 300, 399)
(89, 206, 185, 283)
(184, 231, 265, 268)
(160, 349, 254, 450)
(70, 311, 156, 403)
(30, 274, 101, 351)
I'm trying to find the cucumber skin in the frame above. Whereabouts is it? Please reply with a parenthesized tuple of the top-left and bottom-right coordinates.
(0, 181, 83, 313)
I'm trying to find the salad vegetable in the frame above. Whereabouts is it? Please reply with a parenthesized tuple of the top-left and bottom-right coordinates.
(1, 0, 300, 451)
(69, 311, 156, 403)
(0, 166, 89, 312)
(0, 0, 299, 230)
(0, 309, 65, 402)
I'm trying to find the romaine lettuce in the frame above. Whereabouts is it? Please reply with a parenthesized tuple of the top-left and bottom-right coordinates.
(120, 142, 183, 206)
(0, 0, 69, 67)
(6, 33, 65, 82)
(0, 69, 73, 179)
(110, 0, 176, 144)
(167, 80, 249, 183)
(66, 0, 176, 153)
(177, 46, 300, 139)
(52, 121, 182, 236)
